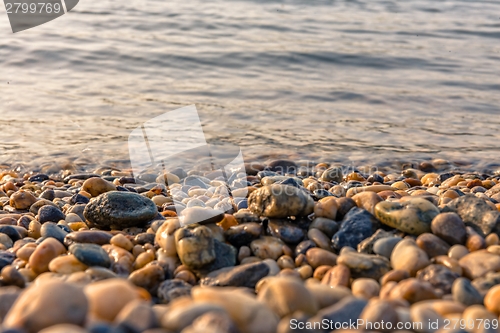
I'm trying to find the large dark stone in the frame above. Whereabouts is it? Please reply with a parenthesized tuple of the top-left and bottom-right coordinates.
(84, 192, 158, 230)
(443, 195, 500, 236)
(331, 207, 379, 252)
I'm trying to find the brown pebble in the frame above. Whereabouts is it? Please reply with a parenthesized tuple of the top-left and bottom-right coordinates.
(313, 265, 332, 281)
(297, 265, 313, 280)
(351, 278, 380, 299)
(431, 212, 466, 245)
(81, 177, 116, 197)
(1, 266, 25, 288)
(110, 233, 134, 251)
(388, 278, 439, 303)
(486, 233, 499, 246)
(175, 270, 197, 285)
(448, 245, 469, 260)
(321, 264, 350, 288)
(484, 285, 500, 315)
(9, 190, 37, 210)
(416, 233, 450, 258)
(305, 248, 337, 269)
(277, 255, 295, 270)
(380, 269, 410, 286)
(28, 238, 66, 274)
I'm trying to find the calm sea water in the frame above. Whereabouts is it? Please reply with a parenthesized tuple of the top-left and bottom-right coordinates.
(1, 0, 500, 171)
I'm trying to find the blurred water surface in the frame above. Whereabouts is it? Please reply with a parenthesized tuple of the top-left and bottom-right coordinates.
(1, 0, 499, 170)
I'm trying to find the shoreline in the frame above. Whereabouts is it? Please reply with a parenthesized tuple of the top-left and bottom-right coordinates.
(1, 158, 500, 332)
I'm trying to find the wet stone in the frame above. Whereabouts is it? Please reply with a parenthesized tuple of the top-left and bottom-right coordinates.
(337, 250, 391, 280)
(38, 205, 65, 224)
(452, 277, 483, 306)
(84, 191, 158, 230)
(69, 243, 111, 268)
(331, 207, 380, 252)
(157, 279, 192, 305)
(201, 261, 269, 288)
(373, 236, 402, 259)
(267, 219, 305, 244)
(416, 264, 459, 294)
(175, 225, 216, 269)
(444, 195, 500, 237)
(248, 184, 314, 218)
(40, 222, 68, 244)
(224, 223, 262, 247)
(375, 198, 439, 235)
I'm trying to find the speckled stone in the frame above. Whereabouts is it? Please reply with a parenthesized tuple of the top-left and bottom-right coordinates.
(248, 184, 314, 218)
(157, 278, 193, 304)
(84, 191, 158, 229)
(444, 195, 500, 237)
(416, 264, 459, 294)
(331, 207, 380, 252)
(375, 198, 439, 235)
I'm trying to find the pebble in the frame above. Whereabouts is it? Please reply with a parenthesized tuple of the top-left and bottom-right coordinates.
(40, 222, 68, 244)
(321, 264, 351, 288)
(358, 299, 399, 332)
(48, 254, 88, 274)
(258, 276, 318, 317)
(248, 184, 314, 218)
(128, 263, 165, 295)
(375, 198, 439, 235)
(351, 191, 383, 215)
(64, 230, 113, 247)
(250, 236, 284, 260)
(181, 310, 239, 333)
(332, 207, 379, 252)
(452, 277, 483, 306)
(431, 212, 467, 245)
(84, 278, 142, 322)
(114, 300, 158, 333)
(69, 243, 111, 268)
(201, 261, 269, 288)
(351, 278, 380, 299)
(84, 191, 158, 229)
(373, 236, 402, 258)
(416, 233, 451, 258)
(157, 278, 193, 304)
(416, 264, 459, 294)
(37, 205, 65, 224)
(305, 248, 337, 268)
(192, 286, 279, 333)
(175, 225, 216, 269)
(458, 251, 500, 279)
(307, 228, 330, 250)
(0, 225, 24, 243)
(3, 280, 88, 333)
(314, 196, 338, 219)
(388, 278, 439, 303)
(444, 195, 500, 236)
(268, 219, 305, 244)
(391, 239, 430, 276)
(161, 302, 228, 332)
(337, 250, 391, 280)
(309, 217, 338, 238)
(28, 237, 66, 274)
(320, 166, 343, 183)
(308, 296, 367, 330)
(484, 285, 500, 315)
(448, 244, 469, 260)
(9, 190, 37, 210)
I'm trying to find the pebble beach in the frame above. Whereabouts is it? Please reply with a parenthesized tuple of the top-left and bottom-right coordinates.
(1, 158, 500, 333)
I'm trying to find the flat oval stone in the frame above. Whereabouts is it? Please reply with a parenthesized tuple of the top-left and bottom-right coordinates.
(69, 243, 111, 268)
(248, 184, 314, 218)
(84, 191, 158, 229)
(40, 223, 68, 244)
(375, 198, 439, 235)
(373, 236, 402, 258)
(63, 230, 112, 247)
(201, 261, 269, 288)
